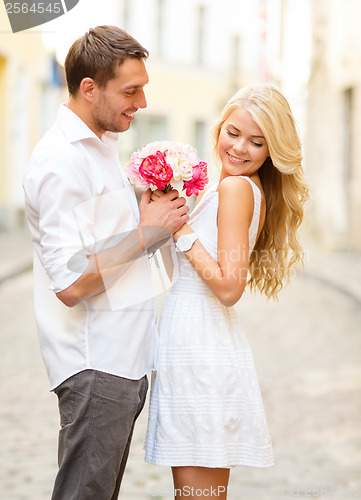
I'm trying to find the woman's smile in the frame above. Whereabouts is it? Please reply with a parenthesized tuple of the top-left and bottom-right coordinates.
(227, 154, 249, 165)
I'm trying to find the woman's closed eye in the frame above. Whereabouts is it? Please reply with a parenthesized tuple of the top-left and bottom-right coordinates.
(226, 130, 238, 138)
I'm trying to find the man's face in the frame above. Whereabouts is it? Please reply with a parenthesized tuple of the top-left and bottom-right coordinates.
(91, 58, 149, 136)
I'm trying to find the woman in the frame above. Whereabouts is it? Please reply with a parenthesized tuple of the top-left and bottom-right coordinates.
(145, 84, 309, 499)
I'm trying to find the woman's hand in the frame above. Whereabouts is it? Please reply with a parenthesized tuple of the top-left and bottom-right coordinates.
(173, 223, 192, 242)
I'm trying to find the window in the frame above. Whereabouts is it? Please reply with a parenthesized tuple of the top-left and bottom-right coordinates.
(123, 0, 131, 30)
(156, 0, 165, 57)
(343, 87, 354, 219)
(196, 5, 206, 65)
(194, 120, 207, 160)
(139, 115, 168, 145)
(118, 115, 168, 166)
(231, 34, 241, 74)
(0, 56, 7, 213)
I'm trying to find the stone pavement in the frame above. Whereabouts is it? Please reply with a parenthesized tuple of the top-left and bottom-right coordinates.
(0, 225, 33, 285)
(0, 225, 360, 499)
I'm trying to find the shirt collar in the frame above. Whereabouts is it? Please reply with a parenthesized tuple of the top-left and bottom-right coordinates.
(56, 103, 118, 148)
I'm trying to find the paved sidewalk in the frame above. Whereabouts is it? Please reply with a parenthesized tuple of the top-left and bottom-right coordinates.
(0, 226, 360, 499)
(0, 225, 33, 285)
(302, 237, 361, 306)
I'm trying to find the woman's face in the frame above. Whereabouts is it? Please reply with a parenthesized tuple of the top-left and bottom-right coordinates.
(218, 107, 269, 179)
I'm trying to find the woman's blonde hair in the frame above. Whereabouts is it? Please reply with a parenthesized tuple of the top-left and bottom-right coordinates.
(211, 84, 309, 299)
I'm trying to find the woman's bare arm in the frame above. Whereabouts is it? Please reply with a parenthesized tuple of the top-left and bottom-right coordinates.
(173, 176, 256, 306)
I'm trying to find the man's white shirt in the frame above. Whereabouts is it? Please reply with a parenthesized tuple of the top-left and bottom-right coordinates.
(23, 104, 156, 390)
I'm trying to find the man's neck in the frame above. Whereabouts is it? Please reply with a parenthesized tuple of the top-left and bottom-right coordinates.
(66, 96, 104, 140)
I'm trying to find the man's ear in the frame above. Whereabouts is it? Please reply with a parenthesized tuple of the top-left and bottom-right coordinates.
(79, 77, 95, 102)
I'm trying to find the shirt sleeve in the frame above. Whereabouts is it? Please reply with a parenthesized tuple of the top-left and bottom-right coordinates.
(25, 146, 94, 293)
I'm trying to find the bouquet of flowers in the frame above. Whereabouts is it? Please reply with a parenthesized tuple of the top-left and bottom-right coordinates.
(126, 141, 208, 196)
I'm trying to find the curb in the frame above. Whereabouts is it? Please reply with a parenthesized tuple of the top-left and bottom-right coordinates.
(303, 239, 361, 306)
(0, 226, 33, 285)
(0, 231, 360, 307)
(0, 259, 33, 286)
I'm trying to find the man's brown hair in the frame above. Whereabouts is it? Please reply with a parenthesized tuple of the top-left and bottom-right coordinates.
(65, 25, 149, 95)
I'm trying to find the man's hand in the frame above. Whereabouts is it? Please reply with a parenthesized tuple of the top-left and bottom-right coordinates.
(149, 189, 164, 202)
(139, 189, 189, 234)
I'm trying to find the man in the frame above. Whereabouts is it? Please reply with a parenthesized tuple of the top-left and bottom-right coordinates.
(23, 25, 188, 500)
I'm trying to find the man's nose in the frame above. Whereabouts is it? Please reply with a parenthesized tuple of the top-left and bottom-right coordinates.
(135, 89, 147, 109)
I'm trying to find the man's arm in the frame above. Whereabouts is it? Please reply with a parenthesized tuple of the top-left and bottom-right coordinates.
(56, 189, 189, 307)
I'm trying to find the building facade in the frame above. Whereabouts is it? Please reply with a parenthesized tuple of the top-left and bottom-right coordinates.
(0, 8, 65, 229)
(0, 0, 268, 229)
(3, 0, 359, 253)
(116, 0, 267, 180)
(305, 0, 361, 250)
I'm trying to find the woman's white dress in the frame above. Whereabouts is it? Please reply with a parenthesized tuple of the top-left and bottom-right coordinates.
(145, 177, 274, 468)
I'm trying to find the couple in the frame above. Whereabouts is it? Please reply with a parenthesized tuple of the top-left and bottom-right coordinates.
(23, 25, 308, 500)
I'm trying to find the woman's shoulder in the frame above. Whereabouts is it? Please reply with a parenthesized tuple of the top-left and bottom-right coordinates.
(218, 175, 255, 198)
(217, 176, 256, 223)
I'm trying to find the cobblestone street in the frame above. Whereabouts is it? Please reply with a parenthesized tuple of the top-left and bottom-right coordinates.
(0, 230, 360, 499)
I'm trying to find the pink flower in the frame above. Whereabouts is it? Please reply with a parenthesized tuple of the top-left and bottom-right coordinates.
(139, 151, 173, 191)
(126, 152, 150, 190)
(183, 162, 209, 196)
(126, 141, 209, 196)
